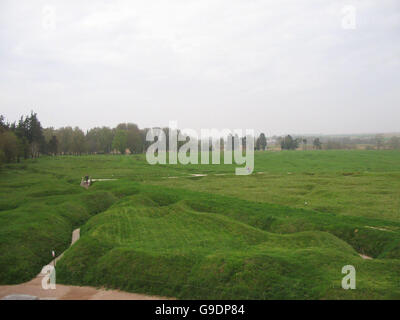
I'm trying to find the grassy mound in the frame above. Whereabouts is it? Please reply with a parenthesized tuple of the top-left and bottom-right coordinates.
(0, 165, 117, 284)
(2, 152, 400, 298)
(57, 184, 400, 299)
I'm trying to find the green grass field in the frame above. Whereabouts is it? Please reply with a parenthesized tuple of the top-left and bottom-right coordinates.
(1, 150, 400, 299)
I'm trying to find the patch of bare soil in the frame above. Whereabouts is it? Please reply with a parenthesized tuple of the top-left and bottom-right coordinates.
(365, 226, 393, 232)
(0, 277, 170, 300)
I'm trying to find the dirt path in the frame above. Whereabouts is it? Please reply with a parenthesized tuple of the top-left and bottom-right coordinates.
(359, 254, 373, 260)
(365, 226, 393, 232)
(164, 171, 265, 179)
(0, 228, 171, 300)
(0, 277, 171, 300)
(49, 228, 80, 266)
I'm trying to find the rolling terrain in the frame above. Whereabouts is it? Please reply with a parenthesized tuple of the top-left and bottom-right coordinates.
(1, 150, 399, 299)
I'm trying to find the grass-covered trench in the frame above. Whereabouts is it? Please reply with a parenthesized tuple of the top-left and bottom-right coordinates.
(1, 151, 400, 299)
(56, 182, 400, 299)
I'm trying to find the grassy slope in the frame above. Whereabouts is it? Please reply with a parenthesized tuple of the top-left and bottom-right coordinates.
(17, 151, 400, 221)
(148, 151, 400, 222)
(1, 151, 400, 298)
(57, 183, 400, 299)
(0, 163, 117, 283)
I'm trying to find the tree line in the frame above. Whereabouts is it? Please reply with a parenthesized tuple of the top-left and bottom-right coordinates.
(0, 112, 269, 165)
(1, 112, 45, 163)
(278, 134, 400, 150)
(0, 113, 149, 163)
(2, 112, 399, 165)
(278, 135, 322, 150)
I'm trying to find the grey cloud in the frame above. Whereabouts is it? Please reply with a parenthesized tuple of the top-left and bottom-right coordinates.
(0, 0, 399, 135)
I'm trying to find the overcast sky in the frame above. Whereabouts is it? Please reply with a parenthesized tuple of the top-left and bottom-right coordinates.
(0, 0, 399, 135)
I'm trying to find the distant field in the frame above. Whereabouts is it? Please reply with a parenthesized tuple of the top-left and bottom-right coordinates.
(1, 150, 400, 299)
(149, 151, 400, 222)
